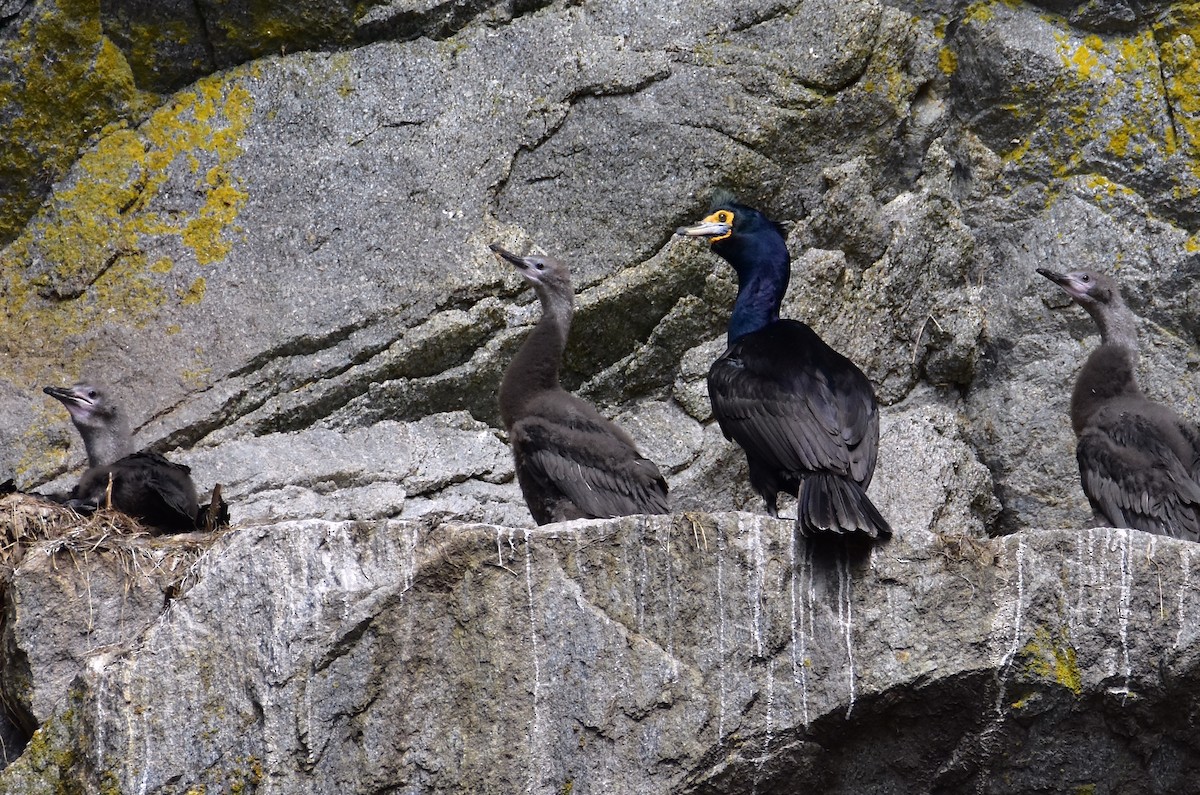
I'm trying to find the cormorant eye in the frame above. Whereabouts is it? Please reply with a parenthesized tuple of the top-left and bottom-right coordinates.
(718, 211, 732, 224)
(87, 390, 97, 399)
(1080, 274, 1091, 282)
(535, 263, 545, 271)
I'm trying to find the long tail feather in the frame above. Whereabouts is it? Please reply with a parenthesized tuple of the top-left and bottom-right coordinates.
(798, 473, 892, 541)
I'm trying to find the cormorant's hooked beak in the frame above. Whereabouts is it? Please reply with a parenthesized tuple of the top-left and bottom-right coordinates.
(488, 243, 529, 271)
(1036, 268, 1090, 302)
(1036, 268, 1068, 286)
(43, 385, 91, 407)
(676, 219, 732, 239)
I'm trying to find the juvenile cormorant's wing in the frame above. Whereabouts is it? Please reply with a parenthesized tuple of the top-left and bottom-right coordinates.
(75, 452, 200, 532)
(1077, 409, 1200, 541)
(1176, 418, 1200, 484)
(510, 401, 669, 522)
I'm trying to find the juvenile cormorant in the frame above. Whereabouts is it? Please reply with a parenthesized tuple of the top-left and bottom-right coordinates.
(1038, 268, 1200, 540)
(490, 243, 670, 525)
(678, 202, 891, 541)
(44, 383, 200, 533)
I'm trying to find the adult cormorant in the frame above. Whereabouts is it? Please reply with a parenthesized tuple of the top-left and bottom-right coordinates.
(678, 202, 891, 541)
(44, 383, 200, 533)
(1038, 268, 1200, 540)
(490, 243, 670, 525)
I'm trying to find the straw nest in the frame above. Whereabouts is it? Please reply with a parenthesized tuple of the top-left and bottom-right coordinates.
(0, 492, 227, 598)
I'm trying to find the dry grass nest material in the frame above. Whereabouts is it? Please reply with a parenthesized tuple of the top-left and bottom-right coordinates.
(0, 493, 226, 595)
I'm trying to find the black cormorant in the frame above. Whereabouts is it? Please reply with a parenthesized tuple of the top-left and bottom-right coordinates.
(1038, 268, 1200, 540)
(44, 383, 200, 533)
(490, 243, 670, 525)
(678, 202, 891, 541)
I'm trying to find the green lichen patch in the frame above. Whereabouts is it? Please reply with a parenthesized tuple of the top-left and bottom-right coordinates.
(0, 71, 254, 387)
(0, 0, 156, 245)
(107, 17, 212, 94)
(1020, 625, 1083, 695)
(0, 701, 88, 793)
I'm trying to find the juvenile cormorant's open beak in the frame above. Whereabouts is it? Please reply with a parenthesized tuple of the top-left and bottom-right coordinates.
(676, 220, 732, 238)
(489, 243, 529, 271)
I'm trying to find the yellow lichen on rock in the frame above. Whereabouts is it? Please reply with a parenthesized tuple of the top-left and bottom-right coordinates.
(938, 46, 958, 76)
(1061, 34, 1102, 80)
(1157, 4, 1200, 163)
(180, 277, 207, 306)
(0, 0, 154, 243)
(34, 129, 149, 288)
(0, 71, 254, 383)
(1021, 625, 1083, 696)
(182, 167, 250, 265)
(962, 1, 997, 25)
(998, 25, 1169, 185)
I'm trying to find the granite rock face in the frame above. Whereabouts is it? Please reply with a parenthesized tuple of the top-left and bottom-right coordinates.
(1, 0, 1199, 789)
(3, 513, 1200, 794)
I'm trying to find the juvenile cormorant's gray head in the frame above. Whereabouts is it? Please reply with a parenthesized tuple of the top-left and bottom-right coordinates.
(43, 382, 133, 467)
(1037, 268, 1116, 306)
(1037, 268, 1138, 354)
(489, 244, 572, 296)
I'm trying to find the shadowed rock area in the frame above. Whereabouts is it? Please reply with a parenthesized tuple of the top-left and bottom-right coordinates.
(1, 0, 1199, 789)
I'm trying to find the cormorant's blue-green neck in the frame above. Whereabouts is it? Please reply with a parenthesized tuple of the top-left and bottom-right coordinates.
(713, 218, 791, 344)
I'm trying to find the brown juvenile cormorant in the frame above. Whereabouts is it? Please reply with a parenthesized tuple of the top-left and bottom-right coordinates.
(678, 202, 891, 541)
(490, 243, 670, 525)
(1038, 268, 1200, 540)
(44, 383, 200, 533)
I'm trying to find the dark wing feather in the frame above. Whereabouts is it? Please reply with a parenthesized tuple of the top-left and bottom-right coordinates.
(510, 396, 669, 522)
(708, 321, 880, 487)
(122, 452, 197, 514)
(1076, 408, 1200, 541)
(77, 452, 199, 532)
(1175, 416, 1200, 484)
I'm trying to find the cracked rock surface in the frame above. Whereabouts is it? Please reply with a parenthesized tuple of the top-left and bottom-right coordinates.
(2, 0, 1200, 790)
(3, 515, 1200, 793)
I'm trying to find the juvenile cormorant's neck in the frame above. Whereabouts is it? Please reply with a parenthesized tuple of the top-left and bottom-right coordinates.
(1085, 296, 1139, 363)
(499, 290, 572, 429)
(1070, 343, 1143, 436)
(78, 420, 133, 467)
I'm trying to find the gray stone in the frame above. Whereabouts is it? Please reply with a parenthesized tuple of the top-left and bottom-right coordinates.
(180, 413, 512, 524)
(0, 0, 29, 20)
(2, 514, 1199, 793)
(2, 0, 1200, 788)
(1, 526, 207, 729)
